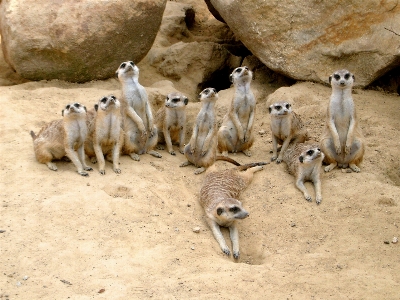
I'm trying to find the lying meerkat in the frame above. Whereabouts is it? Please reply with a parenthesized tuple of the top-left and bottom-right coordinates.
(116, 61, 161, 161)
(30, 103, 93, 176)
(85, 95, 123, 175)
(154, 92, 188, 155)
(283, 143, 324, 204)
(269, 102, 308, 163)
(320, 69, 365, 172)
(200, 157, 267, 259)
(218, 66, 256, 157)
(180, 88, 218, 175)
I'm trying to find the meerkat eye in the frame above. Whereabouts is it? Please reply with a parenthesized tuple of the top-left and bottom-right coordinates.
(275, 105, 282, 110)
(230, 206, 239, 213)
(307, 150, 314, 156)
(111, 95, 116, 100)
(334, 74, 340, 80)
(317, 148, 321, 152)
(101, 97, 107, 103)
(129, 61, 134, 66)
(235, 68, 241, 73)
(74, 103, 80, 108)
(204, 89, 209, 95)
(172, 98, 179, 103)
(66, 105, 70, 110)
(285, 104, 290, 109)
(120, 63, 126, 68)
(344, 73, 350, 80)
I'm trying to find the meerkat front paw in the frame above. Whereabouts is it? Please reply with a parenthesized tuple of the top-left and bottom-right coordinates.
(305, 195, 312, 202)
(114, 168, 121, 174)
(222, 248, 231, 256)
(233, 251, 240, 259)
(242, 150, 252, 157)
(99, 170, 105, 175)
(90, 157, 97, 164)
(349, 164, 360, 173)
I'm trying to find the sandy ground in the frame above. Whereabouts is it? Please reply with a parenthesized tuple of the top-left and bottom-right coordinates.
(1, 38, 400, 300)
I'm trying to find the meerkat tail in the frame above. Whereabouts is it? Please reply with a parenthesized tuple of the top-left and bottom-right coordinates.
(30, 130, 37, 140)
(237, 162, 269, 171)
(216, 155, 241, 166)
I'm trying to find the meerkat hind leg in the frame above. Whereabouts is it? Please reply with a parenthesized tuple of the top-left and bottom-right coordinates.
(194, 167, 206, 175)
(242, 149, 252, 157)
(46, 162, 58, 171)
(295, 178, 312, 202)
(148, 150, 162, 158)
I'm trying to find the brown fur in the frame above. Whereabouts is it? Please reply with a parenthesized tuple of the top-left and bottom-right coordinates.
(269, 102, 308, 163)
(180, 88, 218, 174)
(85, 95, 123, 175)
(30, 103, 92, 176)
(200, 159, 267, 258)
(320, 69, 365, 172)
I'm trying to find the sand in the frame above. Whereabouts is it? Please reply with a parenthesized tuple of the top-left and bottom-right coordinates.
(1, 35, 399, 300)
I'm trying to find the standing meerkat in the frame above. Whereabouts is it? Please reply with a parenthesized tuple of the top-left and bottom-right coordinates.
(116, 61, 161, 161)
(85, 95, 123, 175)
(154, 92, 188, 156)
(283, 143, 324, 204)
(320, 69, 365, 172)
(269, 102, 308, 163)
(218, 66, 256, 157)
(30, 103, 93, 176)
(200, 159, 267, 259)
(180, 87, 219, 175)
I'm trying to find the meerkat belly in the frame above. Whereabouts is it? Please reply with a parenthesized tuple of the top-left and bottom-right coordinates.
(334, 114, 350, 144)
(272, 118, 290, 140)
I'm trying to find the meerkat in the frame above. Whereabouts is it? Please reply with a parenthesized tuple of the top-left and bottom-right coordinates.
(200, 158, 267, 259)
(320, 69, 365, 172)
(116, 61, 161, 161)
(85, 95, 123, 175)
(30, 103, 93, 176)
(218, 66, 256, 157)
(154, 92, 188, 155)
(180, 88, 219, 175)
(269, 102, 308, 163)
(283, 143, 324, 204)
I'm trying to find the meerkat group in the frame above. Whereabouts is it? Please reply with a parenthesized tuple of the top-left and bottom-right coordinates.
(30, 64, 365, 257)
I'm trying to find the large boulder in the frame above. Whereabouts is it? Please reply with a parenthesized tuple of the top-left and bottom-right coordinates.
(209, 0, 400, 87)
(0, 0, 167, 82)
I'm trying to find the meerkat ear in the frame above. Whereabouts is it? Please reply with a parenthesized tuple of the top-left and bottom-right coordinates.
(217, 207, 224, 216)
(268, 106, 272, 114)
(229, 74, 233, 83)
(329, 75, 332, 84)
(83, 106, 87, 112)
(299, 156, 304, 163)
(94, 104, 99, 111)
(61, 109, 64, 116)
(184, 97, 189, 105)
(115, 71, 119, 78)
(352, 74, 355, 81)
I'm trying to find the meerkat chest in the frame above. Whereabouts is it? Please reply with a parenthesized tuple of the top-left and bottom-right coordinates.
(166, 109, 184, 128)
(271, 116, 291, 139)
(330, 94, 353, 128)
(65, 120, 87, 144)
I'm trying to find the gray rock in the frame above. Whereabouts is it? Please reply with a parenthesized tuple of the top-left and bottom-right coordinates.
(0, 0, 167, 82)
(209, 0, 400, 87)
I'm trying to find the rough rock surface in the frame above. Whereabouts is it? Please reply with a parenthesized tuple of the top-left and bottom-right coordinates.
(0, 0, 167, 82)
(209, 0, 400, 87)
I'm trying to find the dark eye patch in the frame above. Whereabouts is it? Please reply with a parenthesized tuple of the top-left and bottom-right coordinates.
(121, 63, 126, 68)
(230, 206, 239, 213)
(129, 61, 134, 66)
(235, 68, 241, 73)
(285, 104, 290, 109)
(172, 98, 179, 103)
(66, 104, 70, 110)
(74, 103, 80, 108)
(307, 150, 314, 156)
(344, 73, 350, 80)
(101, 97, 107, 103)
(334, 74, 340, 80)
(275, 105, 282, 110)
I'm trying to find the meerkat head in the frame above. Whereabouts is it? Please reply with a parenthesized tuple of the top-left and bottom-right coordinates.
(298, 145, 325, 164)
(95, 95, 120, 112)
(115, 61, 139, 81)
(329, 69, 355, 89)
(214, 198, 249, 225)
(268, 102, 292, 116)
(229, 66, 253, 84)
(198, 87, 218, 102)
(62, 102, 87, 117)
(165, 92, 189, 109)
